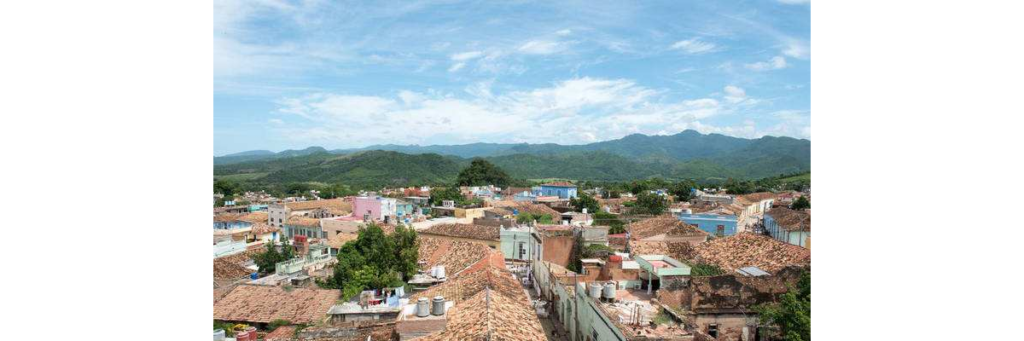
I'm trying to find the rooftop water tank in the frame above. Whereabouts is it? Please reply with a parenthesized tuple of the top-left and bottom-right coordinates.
(603, 282, 617, 300)
(416, 298, 430, 317)
(213, 329, 225, 341)
(236, 331, 250, 341)
(431, 296, 445, 316)
(588, 283, 602, 299)
(432, 265, 446, 279)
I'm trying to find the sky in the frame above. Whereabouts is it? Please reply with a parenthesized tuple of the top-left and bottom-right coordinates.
(214, 0, 810, 156)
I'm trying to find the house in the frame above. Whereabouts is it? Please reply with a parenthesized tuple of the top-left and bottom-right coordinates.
(213, 285, 340, 327)
(764, 207, 811, 248)
(636, 254, 692, 294)
(535, 181, 578, 199)
(284, 215, 324, 240)
(500, 225, 543, 261)
(677, 212, 739, 237)
(658, 266, 806, 340)
(629, 215, 709, 246)
(268, 198, 351, 228)
(407, 250, 547, 341)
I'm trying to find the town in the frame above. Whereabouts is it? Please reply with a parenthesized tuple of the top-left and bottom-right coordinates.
(213, 162, 811, 341)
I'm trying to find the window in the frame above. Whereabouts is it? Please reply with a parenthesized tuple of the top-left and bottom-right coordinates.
(708, 324, 719, 338)
(716, 225, 725, 237)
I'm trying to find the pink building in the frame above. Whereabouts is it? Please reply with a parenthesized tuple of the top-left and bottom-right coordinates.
(353, 196, 383, 221)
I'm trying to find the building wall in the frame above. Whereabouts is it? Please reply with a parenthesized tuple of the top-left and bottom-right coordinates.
(693, 313, 760, 341)
(543, 236, 574, 268)
(537, 186, 578, 199)
(353, 197, 383, 221)
(285, 224, 325, 240)
(763, 215, 810, 248)
(214, 221, 252, 230)
(500, 229, 540, 261)
(678, 214, 738, 237)
(269, 204, 288, 228)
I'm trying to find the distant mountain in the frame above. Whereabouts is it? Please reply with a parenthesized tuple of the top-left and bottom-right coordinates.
(215, 146, 328, 165)
(213, 130, 810, 183)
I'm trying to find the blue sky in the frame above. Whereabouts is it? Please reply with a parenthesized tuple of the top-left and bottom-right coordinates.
(214, 0, 810, 156)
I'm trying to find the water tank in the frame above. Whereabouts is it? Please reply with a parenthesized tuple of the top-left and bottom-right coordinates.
(433, 266, 446, 279)
(588, 283, 601, 299)
(603, 282, 617, 300)
(213, 329, 225, 341)
(235, 331, 250, 341)
(416, 298, 430, 317)
(431, 296, 445, 316)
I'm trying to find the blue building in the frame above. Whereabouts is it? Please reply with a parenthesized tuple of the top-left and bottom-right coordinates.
(764, 207, 810, 248)
(534, 182, 578, 199)
(677, 213, 738, 237)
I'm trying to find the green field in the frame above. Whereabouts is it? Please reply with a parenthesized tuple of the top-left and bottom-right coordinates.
(778, 172, 810, 182)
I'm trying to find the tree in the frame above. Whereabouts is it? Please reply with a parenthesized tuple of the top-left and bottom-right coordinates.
(723, 178, 755, 195)
(285, 182, 313, 196)
(428, 186, 466, 206)
(516, 212, 554, 225)
(326, 223, 419, 299)
(791, 196, 810, 210)
(456, 159, 512, 187)
(594, 211, 625, 234)
(214, 179, 239, 197)
(569, 193, 600, 213)
(628, 181, 651, 195)
(754, 270, 810, 341)
(253, 240, 294, 275)
(669, 180, 696, 202)
(566, 231, 584, 273)
(632, 192, 667, 215)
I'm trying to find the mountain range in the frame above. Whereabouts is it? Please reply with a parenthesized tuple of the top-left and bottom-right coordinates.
(214, 130, 810, 186)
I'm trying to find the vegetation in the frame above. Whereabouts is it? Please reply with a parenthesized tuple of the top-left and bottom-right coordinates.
(428, 186, 467, 206)
(754, 270, 811, 341)
(253, 240, 295, 275)
(632, 192, 668, 215)
(791, 196, 810, 210)
(566, 231, 585, 273)
(689, 263, 725, 277)
(321, 223, 419, 299)
(268, 319, 291, 331)
(516, 212, 554, 225)
(456, 159, 511, 187)
(569, 193, 600, 213)
(213, 321, 236, 337)
(669, 180, 696, 202)
(583, 244, 614, 259)
(593, 211, 625, 234)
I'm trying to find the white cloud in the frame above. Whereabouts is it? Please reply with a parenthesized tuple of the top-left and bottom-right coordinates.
(448, 62, 466, 72)
(272, 77, 750, 147)
(723, 86, 747, 103)
(777, 0, 810, 4)
(745, 56, 788, 71)
(518, 40, 569, 55)
(670, 38, 718, 54)
(556, 29, 572, 36)
(450, 51, 483, 61)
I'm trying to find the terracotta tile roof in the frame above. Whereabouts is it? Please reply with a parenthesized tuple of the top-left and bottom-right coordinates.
(251, 222, 280, 236)
(214, 213, 245, 223)
(418, 236, 492, 275)
(416, 250, 546, 341)
(420, 223, 499, 241)
(410, 250, 516, 303)
(286, 216, 321, 227)
(737, 192, 777, 203)
(264, 326, 297, 341)
(213, 249, 259, 281)
(285, 198, 351, 212)
(692, 233, 810, 273)
(239, 211, 268, 224)
(629, 215, 708, 240)
(628, 241, 697, 261)
(327, 232, 358, 249)
(767, 207, 811, 232)
(213, 285, 340, 325)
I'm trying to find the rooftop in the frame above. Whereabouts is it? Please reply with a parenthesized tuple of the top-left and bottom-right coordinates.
(541, 181, 576, 187)
(767, 207, 811, 232)
(286, 215, 321, 227)
(283, 198, 351, 212)
(213, 285, 340, 324)
(630, 215, 708, 240)
(692, 232, 810, 273)
(419, 223, 500, 241)
(418, 236, 492, 276)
